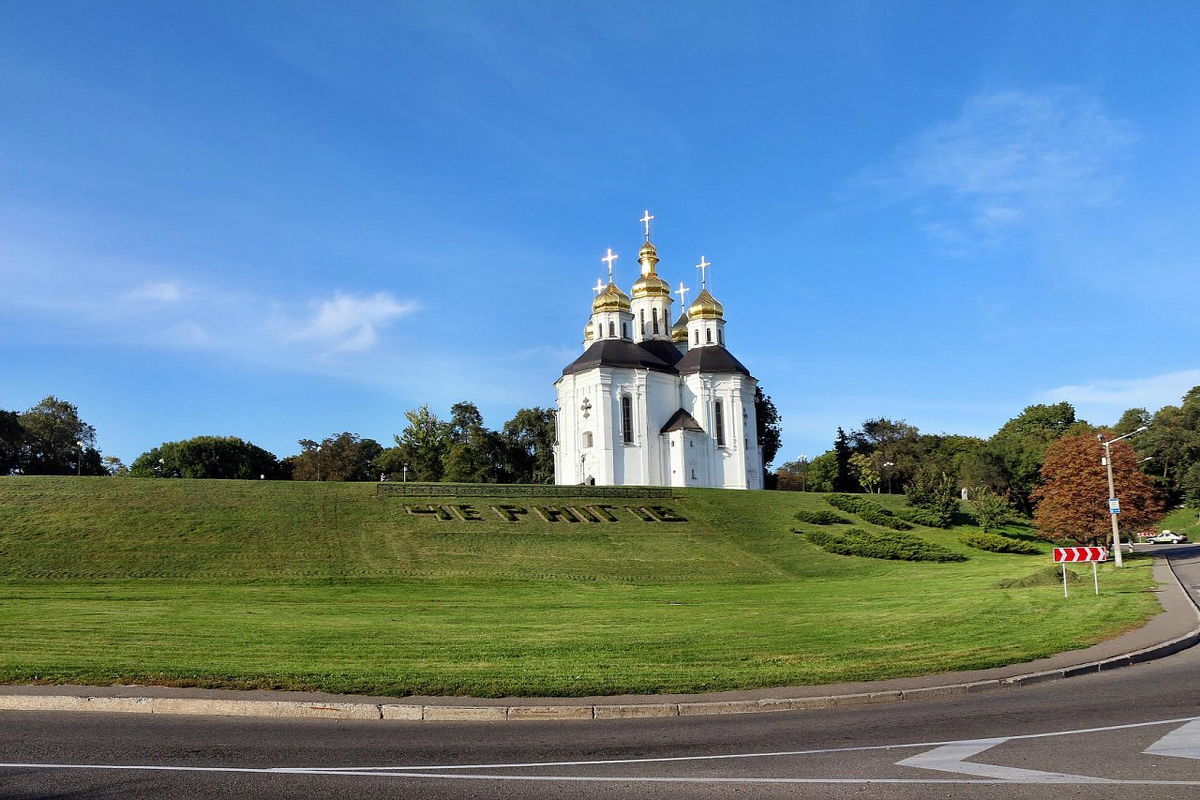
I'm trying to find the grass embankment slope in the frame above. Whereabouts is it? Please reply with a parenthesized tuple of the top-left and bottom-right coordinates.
(0, 477, 1159, 697)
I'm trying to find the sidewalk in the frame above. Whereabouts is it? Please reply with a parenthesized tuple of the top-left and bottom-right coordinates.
(2, 555, 1198, 722)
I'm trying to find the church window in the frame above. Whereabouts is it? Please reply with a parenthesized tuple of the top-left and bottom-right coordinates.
(608, 321, 614, 338)
(640, 309, 645, 334)
(691, 468, 696, 479)
(652, 309, 660, 334)
(621, 395, 634, 444)
(706, 328, 712, 344)
(622, 322, 629, 338)
(693, 329, 699, 345)
(714, 401, 726, 447)
(718, 328, 724, 345)
(582, 431, 593, 448)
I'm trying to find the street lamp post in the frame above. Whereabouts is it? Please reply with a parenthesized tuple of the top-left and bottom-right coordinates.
(316, 445, 322, 482)
(1101, 425, 1148, 568)
(76, 440, 84, 476)
(402, 462, 409, 483)
(883, 461, 895, 494)
(798, 455, 809, 492)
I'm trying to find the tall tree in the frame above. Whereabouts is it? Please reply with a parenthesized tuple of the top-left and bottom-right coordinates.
(754, 387, 782, 471)
(0, 410, 22, 474)
(1032, 431, 1163, 546)
(444, 401, 499, 483)
(806, 451, 838, 493)
(288, 433, 380, 481)
(18, 395, 103, 475)
(132, 436, 283, 479)
(501, 407, 556, 484)
(395, 404, 450, 482)
(831, 427, 858, 492)
(985, 402, 1086, 514)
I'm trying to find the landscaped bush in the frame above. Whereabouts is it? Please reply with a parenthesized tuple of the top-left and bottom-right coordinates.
(904, 470, 960, 527)
(794, 509, 851, 525)
(802, 527, 967, 562)
(959, 531, 1039, 555)
(895, 507, 950, 528)
(824, 493, 913, 530)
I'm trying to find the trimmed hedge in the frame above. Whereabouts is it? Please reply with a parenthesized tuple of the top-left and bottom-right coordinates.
(824, 494, 912, 530)
(802, 527, 967, 562)
(895, 506, 950, 528)
(959, 531, 1039, 555)
(794, 509, 851, 525)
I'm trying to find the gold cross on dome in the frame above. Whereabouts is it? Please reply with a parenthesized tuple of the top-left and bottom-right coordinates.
(675, 281, 690, 306)
(640, 210, 654, 240)
(696, 256, 710, 289)
(601, 248, 618, 281)
(593, 278, 604, 295)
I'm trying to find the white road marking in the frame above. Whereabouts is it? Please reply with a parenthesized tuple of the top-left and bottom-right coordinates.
(896, 738, 1111, 783)
(3, 715, 1200, 785)
(1146, 718, 1200, 761)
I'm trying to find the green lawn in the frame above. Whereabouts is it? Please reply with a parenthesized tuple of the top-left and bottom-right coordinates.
(0, 478, 1161, 697)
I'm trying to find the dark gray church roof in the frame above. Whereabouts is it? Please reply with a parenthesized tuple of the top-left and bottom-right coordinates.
(660, 408, 705, 433)
(561, 339, 750, 378)
(675, 346, 752, 376)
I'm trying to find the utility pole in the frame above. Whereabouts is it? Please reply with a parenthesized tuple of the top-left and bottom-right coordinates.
(1101, 425, 1148, 568)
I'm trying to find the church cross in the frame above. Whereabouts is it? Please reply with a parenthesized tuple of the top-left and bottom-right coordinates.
(580, 398, 592, 419)
(593, 278, 604, 295)
(696, 256, 710, 289)
(639, 210, 654, 240)
(675, 281, 690, 307)
(601, 248, 618, 282)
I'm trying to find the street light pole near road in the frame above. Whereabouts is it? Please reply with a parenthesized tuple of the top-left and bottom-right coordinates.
(1101, 425, 1148, 568)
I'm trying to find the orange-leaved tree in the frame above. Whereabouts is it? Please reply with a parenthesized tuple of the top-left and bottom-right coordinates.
(1032, 430, 1163, 545)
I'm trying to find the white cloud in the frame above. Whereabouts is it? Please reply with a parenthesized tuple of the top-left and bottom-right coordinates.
(123, 280, 182, 303)
(870, 88, 1136, 251)
(1038, 369, 1200, 417)
(279, 291, 419, 353)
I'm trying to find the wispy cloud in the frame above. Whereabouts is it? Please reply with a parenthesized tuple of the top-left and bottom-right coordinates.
(122, 280, 182, 303)
(1038, 369, 1200, 418)
(277, 292, 419, 353)
(866, 88, 1136, 251)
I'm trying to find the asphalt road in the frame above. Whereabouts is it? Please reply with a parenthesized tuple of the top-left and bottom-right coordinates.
(3, 546, 1198, 800)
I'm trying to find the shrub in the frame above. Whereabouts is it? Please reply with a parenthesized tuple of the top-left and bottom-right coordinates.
(970, 486, 1014, 532)
(895, 507, 949, 528)
(794, 509, 851, 525)
(825, 494, 912, 530)
(904, 469, 960, 527)
(803, 528, 967, 562)
(959, 531, 1039, 555)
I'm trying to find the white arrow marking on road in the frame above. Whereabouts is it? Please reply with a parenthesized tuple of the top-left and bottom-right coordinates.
(896, 738, 1113, 783)
(1145, 719, 1200, 761)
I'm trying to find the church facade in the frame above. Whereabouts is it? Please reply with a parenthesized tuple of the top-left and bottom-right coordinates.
(553, 214, 763, 490)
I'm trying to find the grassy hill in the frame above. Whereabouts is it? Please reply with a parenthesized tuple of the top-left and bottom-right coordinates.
(0, 477, 1159, 697)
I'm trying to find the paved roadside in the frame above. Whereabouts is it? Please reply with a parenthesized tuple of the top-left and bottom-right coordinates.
(2, 550, 1198, 722)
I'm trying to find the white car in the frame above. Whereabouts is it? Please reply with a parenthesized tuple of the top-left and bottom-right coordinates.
(1149, 531, 1188, 544)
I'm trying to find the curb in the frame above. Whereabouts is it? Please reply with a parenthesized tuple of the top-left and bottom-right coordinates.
(3, 560, 1198, 724)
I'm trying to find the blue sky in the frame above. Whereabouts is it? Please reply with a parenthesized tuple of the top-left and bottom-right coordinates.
(3, 1, 1199, 466)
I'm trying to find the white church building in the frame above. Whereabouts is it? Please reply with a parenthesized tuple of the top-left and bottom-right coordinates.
(553, 213, 763, 490)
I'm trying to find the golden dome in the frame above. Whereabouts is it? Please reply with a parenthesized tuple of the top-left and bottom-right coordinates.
(632, 272, 671, 299)
(671, 312, 689, 343)
(592, 282, 631, 313)
(639, 240, 659, 262)
(688, 288, 724, 320)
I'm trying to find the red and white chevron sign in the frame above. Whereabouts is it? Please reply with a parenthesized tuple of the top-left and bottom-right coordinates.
(1053, 546, 1108, 563)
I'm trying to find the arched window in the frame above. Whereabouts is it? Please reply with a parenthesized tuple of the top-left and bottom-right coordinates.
(718, 328, 724, 345)
(652, 309, 660, 334)
(582, 431, 593, 448)
(706, 327, 712, 344)
(622, 322, 628, 339)
(621, 395, 634, 444)
(693, 329, 699, 345)
(608, 321, 615, 338)
(639, 309, 645, 335)
(714, 400, 726, 447)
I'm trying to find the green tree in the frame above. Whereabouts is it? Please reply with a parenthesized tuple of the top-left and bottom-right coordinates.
(1032, 430, 1163, 546)
(443, 401, 500, 483)
(985, 402, 1086, 514)
(851, 418, 921, 490)
(1137, 394, 1200, 503)
(1113, 407, 1151, 437)
(288, 433, 381, 481)
(805, 451, 838, 493)
(102, 456, 128, 476)
(905, 469, 960, 527)
(18, 395, 103, 475)
(849, 452, 880, 493)
(969, 486, 1013, 532)
(501, 406, 556, 484)
(395, 404, 451, 482)
(754, 387, 782, 471)
(132, 436, 283, 479)
(0, 410, 22, 474)
(832, 427, 858, 492)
